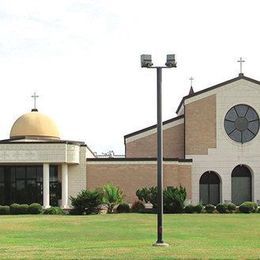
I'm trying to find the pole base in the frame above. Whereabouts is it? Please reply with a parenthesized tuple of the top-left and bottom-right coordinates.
(152, 242, 169, 247)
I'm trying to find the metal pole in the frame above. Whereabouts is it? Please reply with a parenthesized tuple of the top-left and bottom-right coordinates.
(156, 67, 164, 244)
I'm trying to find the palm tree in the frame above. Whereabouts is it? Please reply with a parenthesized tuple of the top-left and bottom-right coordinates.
(102, 183, 123, 213)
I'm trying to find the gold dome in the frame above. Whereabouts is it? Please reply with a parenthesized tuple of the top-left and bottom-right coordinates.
(10, 110, 60, 139)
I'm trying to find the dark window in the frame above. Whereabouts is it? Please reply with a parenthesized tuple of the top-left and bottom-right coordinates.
(199, 171, 220, 205)
(232, 165, 252, 205)
(224, 104, 259, 143)
(50, 165, 61, 206)
(0, 165, 60, 206)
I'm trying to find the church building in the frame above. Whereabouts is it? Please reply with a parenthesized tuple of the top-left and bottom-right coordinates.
(1, 71, 260, 208)
(87, 72, 260, 206)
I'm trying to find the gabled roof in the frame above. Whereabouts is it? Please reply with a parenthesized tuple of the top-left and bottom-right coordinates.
(124, 114, 184, 140)
(176, 74, 260, 114)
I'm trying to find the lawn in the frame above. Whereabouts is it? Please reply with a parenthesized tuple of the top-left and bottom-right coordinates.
(0, 214, 260, 259)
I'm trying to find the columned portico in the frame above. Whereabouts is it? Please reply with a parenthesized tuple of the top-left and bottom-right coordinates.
(61, 163, 69, 208)
(43, 163, 50, 209)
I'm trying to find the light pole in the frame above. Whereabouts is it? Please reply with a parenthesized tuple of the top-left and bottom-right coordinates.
(141, 54, 177, 246)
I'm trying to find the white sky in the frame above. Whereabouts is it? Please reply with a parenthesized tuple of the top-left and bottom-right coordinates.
(0, 0, 260, 154)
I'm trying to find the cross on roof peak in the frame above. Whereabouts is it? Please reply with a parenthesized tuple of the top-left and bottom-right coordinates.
(237, 57, 245, 76)
(31, 92, 39, 111)
(189, 76, 194, 87)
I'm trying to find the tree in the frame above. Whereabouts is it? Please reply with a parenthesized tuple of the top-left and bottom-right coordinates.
(102, 183, 123, 213)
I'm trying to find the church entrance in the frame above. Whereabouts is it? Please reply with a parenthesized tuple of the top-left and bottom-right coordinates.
(199, 171, 220, 205)
(0, 165, 61, 206)
(231, 165, 252, 205)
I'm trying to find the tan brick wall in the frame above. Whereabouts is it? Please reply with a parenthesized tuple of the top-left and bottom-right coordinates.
(185, 95, 216, 155)
(86, 162, 191, 203)
(68, 146, 87, 200)
(126, 123, 184, 158)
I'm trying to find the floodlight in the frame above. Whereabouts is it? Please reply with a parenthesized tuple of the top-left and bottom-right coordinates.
(141, 54, 153, 68)
(165, 54, 177, 68)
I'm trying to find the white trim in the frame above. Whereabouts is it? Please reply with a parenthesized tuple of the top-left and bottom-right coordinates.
(125, 118, 184, 143)
(184, 79, 258, 106)
(61, 164, 69, 209)
(43, 163, 50, 209)
(87, 160, 192, 166)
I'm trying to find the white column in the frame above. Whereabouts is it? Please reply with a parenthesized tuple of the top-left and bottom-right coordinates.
(43, 163, 50, 209)
(61, 164, 69, 209)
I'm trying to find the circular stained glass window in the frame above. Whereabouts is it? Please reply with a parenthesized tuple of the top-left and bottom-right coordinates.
(224, 104, 260, 143)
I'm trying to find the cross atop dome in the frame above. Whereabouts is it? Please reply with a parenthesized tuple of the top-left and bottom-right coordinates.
(31, 92, 39, 112)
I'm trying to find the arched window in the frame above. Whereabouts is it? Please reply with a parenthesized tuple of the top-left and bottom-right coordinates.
(199, 171, 220, 205)
(231, 165, 252, 205)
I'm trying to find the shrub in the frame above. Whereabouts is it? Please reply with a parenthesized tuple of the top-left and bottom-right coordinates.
(117, 203, 130, 213)
(19, 204, 29, 214)
(136, 186, 186, 213)
(239, 201, 258, 213)
(184, 205, 194, 213)
(163, 186, 186, 213)
(70, 189, 102, 215)
(10, 204, 20, 214)
(216, 203, 228, 213)
(131, 201, 145, 213)
(102, 184, 123, 213)
(10, 204, 29, 214)
(43, 207, 65, 215)
(28, 203, 42, 214)
(136, 187, 157, 208)
(136, 188, 151, 203)
(227, 203, 236, 213)
(193, 204, 203, 213)
(0, 206, 10, 215)
(205, 204, 215, 213)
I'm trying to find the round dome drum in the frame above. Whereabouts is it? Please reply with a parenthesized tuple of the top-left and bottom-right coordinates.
(10, 111, 60, 139)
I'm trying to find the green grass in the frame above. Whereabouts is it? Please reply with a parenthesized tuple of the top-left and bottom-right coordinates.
(0, 214, 260, 259)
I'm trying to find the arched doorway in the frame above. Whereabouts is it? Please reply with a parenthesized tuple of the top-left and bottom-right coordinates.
(199, 171, 220, 205)
(232, 165, 252, 205)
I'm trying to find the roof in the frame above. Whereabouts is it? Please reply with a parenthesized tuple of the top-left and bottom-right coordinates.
(176, 74, 260, 114)
(124, 114, 184, 140)
(0, 137, 86, 146)
(10, 110, 60, 140)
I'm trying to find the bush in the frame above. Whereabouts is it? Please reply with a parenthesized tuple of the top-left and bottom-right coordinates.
(163, 186, 186, 213)
(10, 204, 20, 214)
(193, 204, 203, 213)
(136, 187, 157, 208)
(136, 186, 186, 213)
(239, 201, 258, 213)
(131, 201, 145, 213)
(10, 204, 29, 214)
(117, 203, 130, 213)
(102, 184, 124, 213)
(227, 203, 236, 213)
(70, 189, 102, 215)
(205, 204, 215, 213)
(184, 205, 194, 213)
(28, 203, 42, 214)
(0, 205, 10, 215)
(216, 203, 228, 213)
(19, 204, 29, 214)
(136, 187, 151, 203)
(43, 207, 65, 215)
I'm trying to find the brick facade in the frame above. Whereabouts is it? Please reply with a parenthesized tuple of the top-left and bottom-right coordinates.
(125, 121, 184, 159)
(185, 94, 216, 155)
(86, 161, 192, 203)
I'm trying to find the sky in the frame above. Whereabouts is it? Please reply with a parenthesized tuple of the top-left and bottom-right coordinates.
(1, 0, 260, 155)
